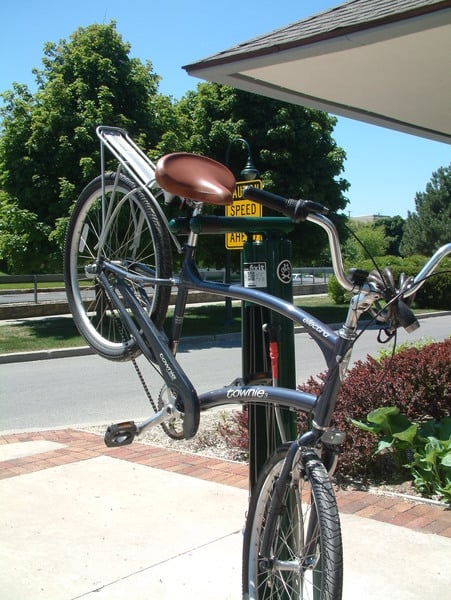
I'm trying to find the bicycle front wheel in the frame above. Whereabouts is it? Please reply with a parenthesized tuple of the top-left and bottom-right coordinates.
(243, 446, 343, 600)
(64, 173, 172, 361)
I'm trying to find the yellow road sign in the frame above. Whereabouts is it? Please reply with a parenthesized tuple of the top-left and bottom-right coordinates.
(225, 179, 262, 250)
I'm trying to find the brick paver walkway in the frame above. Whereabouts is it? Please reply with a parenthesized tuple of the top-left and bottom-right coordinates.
(1, 428, 450, 537)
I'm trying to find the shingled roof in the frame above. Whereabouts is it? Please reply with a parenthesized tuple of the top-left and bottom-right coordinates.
(184, 0, 451, 142)
(185, 0, 449, 68)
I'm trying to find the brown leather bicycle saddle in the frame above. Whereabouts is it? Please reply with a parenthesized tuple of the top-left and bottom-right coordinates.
(155, 153, 235, 205)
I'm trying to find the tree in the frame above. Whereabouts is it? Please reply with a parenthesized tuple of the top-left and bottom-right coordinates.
(342, 221, 389, 263)
(375, 215, 405, 256)
(164, 83, 349, 268)
(0, 28, 349, 274)
(0, 192, 56, 273)
(400, 165, 451, 256)
(0, 22, 174, 271)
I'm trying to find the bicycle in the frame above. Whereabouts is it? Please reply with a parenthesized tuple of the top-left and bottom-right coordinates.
(64, 126, 450, 600)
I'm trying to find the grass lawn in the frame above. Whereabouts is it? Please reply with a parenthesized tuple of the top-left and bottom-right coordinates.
(0, 317, 85, 353)
(0, 296, 350, 354)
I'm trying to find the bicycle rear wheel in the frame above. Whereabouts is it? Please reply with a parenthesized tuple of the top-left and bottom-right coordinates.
(243, 445, 343, 600)
(64, 172, 172, 361)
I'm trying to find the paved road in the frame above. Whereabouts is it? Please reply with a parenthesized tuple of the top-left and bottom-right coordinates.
(0, 278, 329, 305)
(0, 315, 449, 433)
(0, 290, 68, 304)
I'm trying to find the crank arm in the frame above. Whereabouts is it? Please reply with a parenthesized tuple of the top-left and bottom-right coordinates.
(104, 404, 182, 447)
(135, 403, 183, 436)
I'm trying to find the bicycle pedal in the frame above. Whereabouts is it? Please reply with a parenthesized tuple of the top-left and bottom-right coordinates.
(104, 421, 138, 447)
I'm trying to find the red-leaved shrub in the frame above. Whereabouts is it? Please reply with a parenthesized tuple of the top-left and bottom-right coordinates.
(219, 339, 450, 481)
(298, 338, 450, 479)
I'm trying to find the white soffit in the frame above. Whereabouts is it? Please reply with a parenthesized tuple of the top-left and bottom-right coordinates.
(185, 7, 451, 143)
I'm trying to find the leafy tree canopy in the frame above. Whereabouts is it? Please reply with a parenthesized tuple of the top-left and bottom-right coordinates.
(0, 21, 173, 226)
(0, 191, 56, 273)
(0, 26, 349, 273)
(374, 215, 405, 256)
(343, 221, 389, 264)
(164, 83, 349, 267)
(400, 164, 451, 256)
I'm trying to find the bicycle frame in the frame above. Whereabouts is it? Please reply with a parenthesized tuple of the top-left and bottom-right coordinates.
(99, 228, 354, 441)
(67, 126, 450, 597)
(93, 125, 450, 448)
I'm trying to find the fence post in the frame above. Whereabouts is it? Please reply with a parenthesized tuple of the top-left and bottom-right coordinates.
(33, 274, 38, 304)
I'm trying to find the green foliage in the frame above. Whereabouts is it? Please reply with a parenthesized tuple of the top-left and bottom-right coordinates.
(374, 215, 405, 256)
(400, 164, 451, 256)
(0, 26, 349, 274)
(327, 253, 450, 309)
(352, 408, 451, 503)
(376, 337, 433, 360)
(343, 221, 390, 263)
(413, 258, 451, 309)
(170, 83, 349, 269)
(327, 275, 350, 304)
(357, 255, 451, 310)
(0, 192, 59, 273)
(0, 22, 174, 273)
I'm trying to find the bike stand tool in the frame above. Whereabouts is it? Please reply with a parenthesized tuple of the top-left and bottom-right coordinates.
(241, 221, 298, 491)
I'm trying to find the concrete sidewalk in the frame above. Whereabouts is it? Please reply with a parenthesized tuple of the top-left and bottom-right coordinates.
(1, 429, 450, 599)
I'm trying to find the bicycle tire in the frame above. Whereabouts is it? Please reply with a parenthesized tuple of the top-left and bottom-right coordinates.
(64, 172, 172, 361)
(243, 445, 343, 600)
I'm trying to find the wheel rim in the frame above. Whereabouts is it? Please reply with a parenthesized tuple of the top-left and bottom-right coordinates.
(248, 462, 323, 599)
(68, 181, 161, 354)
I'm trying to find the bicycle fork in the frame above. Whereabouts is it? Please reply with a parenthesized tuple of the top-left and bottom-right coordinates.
(257, 434, 332, 576)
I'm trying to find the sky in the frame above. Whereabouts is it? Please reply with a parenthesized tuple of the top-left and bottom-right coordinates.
(1, 0, 449, 219)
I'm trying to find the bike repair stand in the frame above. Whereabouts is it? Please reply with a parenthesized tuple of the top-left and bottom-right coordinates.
(241, 223, 297, 491)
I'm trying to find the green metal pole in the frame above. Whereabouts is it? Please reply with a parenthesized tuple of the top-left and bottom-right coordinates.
(242, 231, 297, 491)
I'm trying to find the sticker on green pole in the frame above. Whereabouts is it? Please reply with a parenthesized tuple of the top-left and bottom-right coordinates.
(243, 262, 267, 288)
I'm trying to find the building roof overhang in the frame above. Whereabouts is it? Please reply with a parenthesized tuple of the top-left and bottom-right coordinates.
(184, 0, 451, 143)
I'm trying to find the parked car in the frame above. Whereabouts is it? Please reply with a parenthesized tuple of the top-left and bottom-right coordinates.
(292, 273, 314, 282)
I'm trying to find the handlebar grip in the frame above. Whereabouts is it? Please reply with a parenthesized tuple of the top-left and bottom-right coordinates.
(243, 186, 328, 221)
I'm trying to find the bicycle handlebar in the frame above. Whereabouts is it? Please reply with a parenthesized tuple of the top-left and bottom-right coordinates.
(243, 185, 329, 222)
(243, 185, 451, 309)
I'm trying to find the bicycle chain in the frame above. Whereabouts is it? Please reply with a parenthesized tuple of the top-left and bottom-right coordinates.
(131, 354, 159, 414)
(104, 280, 159, 413)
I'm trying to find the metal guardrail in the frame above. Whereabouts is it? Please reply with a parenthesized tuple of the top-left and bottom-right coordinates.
(0, 270, 238, 303)
(0, 269, 331, 312)
(0, 274, 65, 304)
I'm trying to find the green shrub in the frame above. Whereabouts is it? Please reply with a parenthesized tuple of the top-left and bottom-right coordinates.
(298, 339, 450, 483)
(353, 408, 451, 503)
(414, 260, 451, 309)
(357, 255, 451, 310)
(328, 255, 450, 309)
(327, 275, 349, 304)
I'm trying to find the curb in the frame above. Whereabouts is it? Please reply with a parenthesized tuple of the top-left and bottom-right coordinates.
(0, 311, 449, 365)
